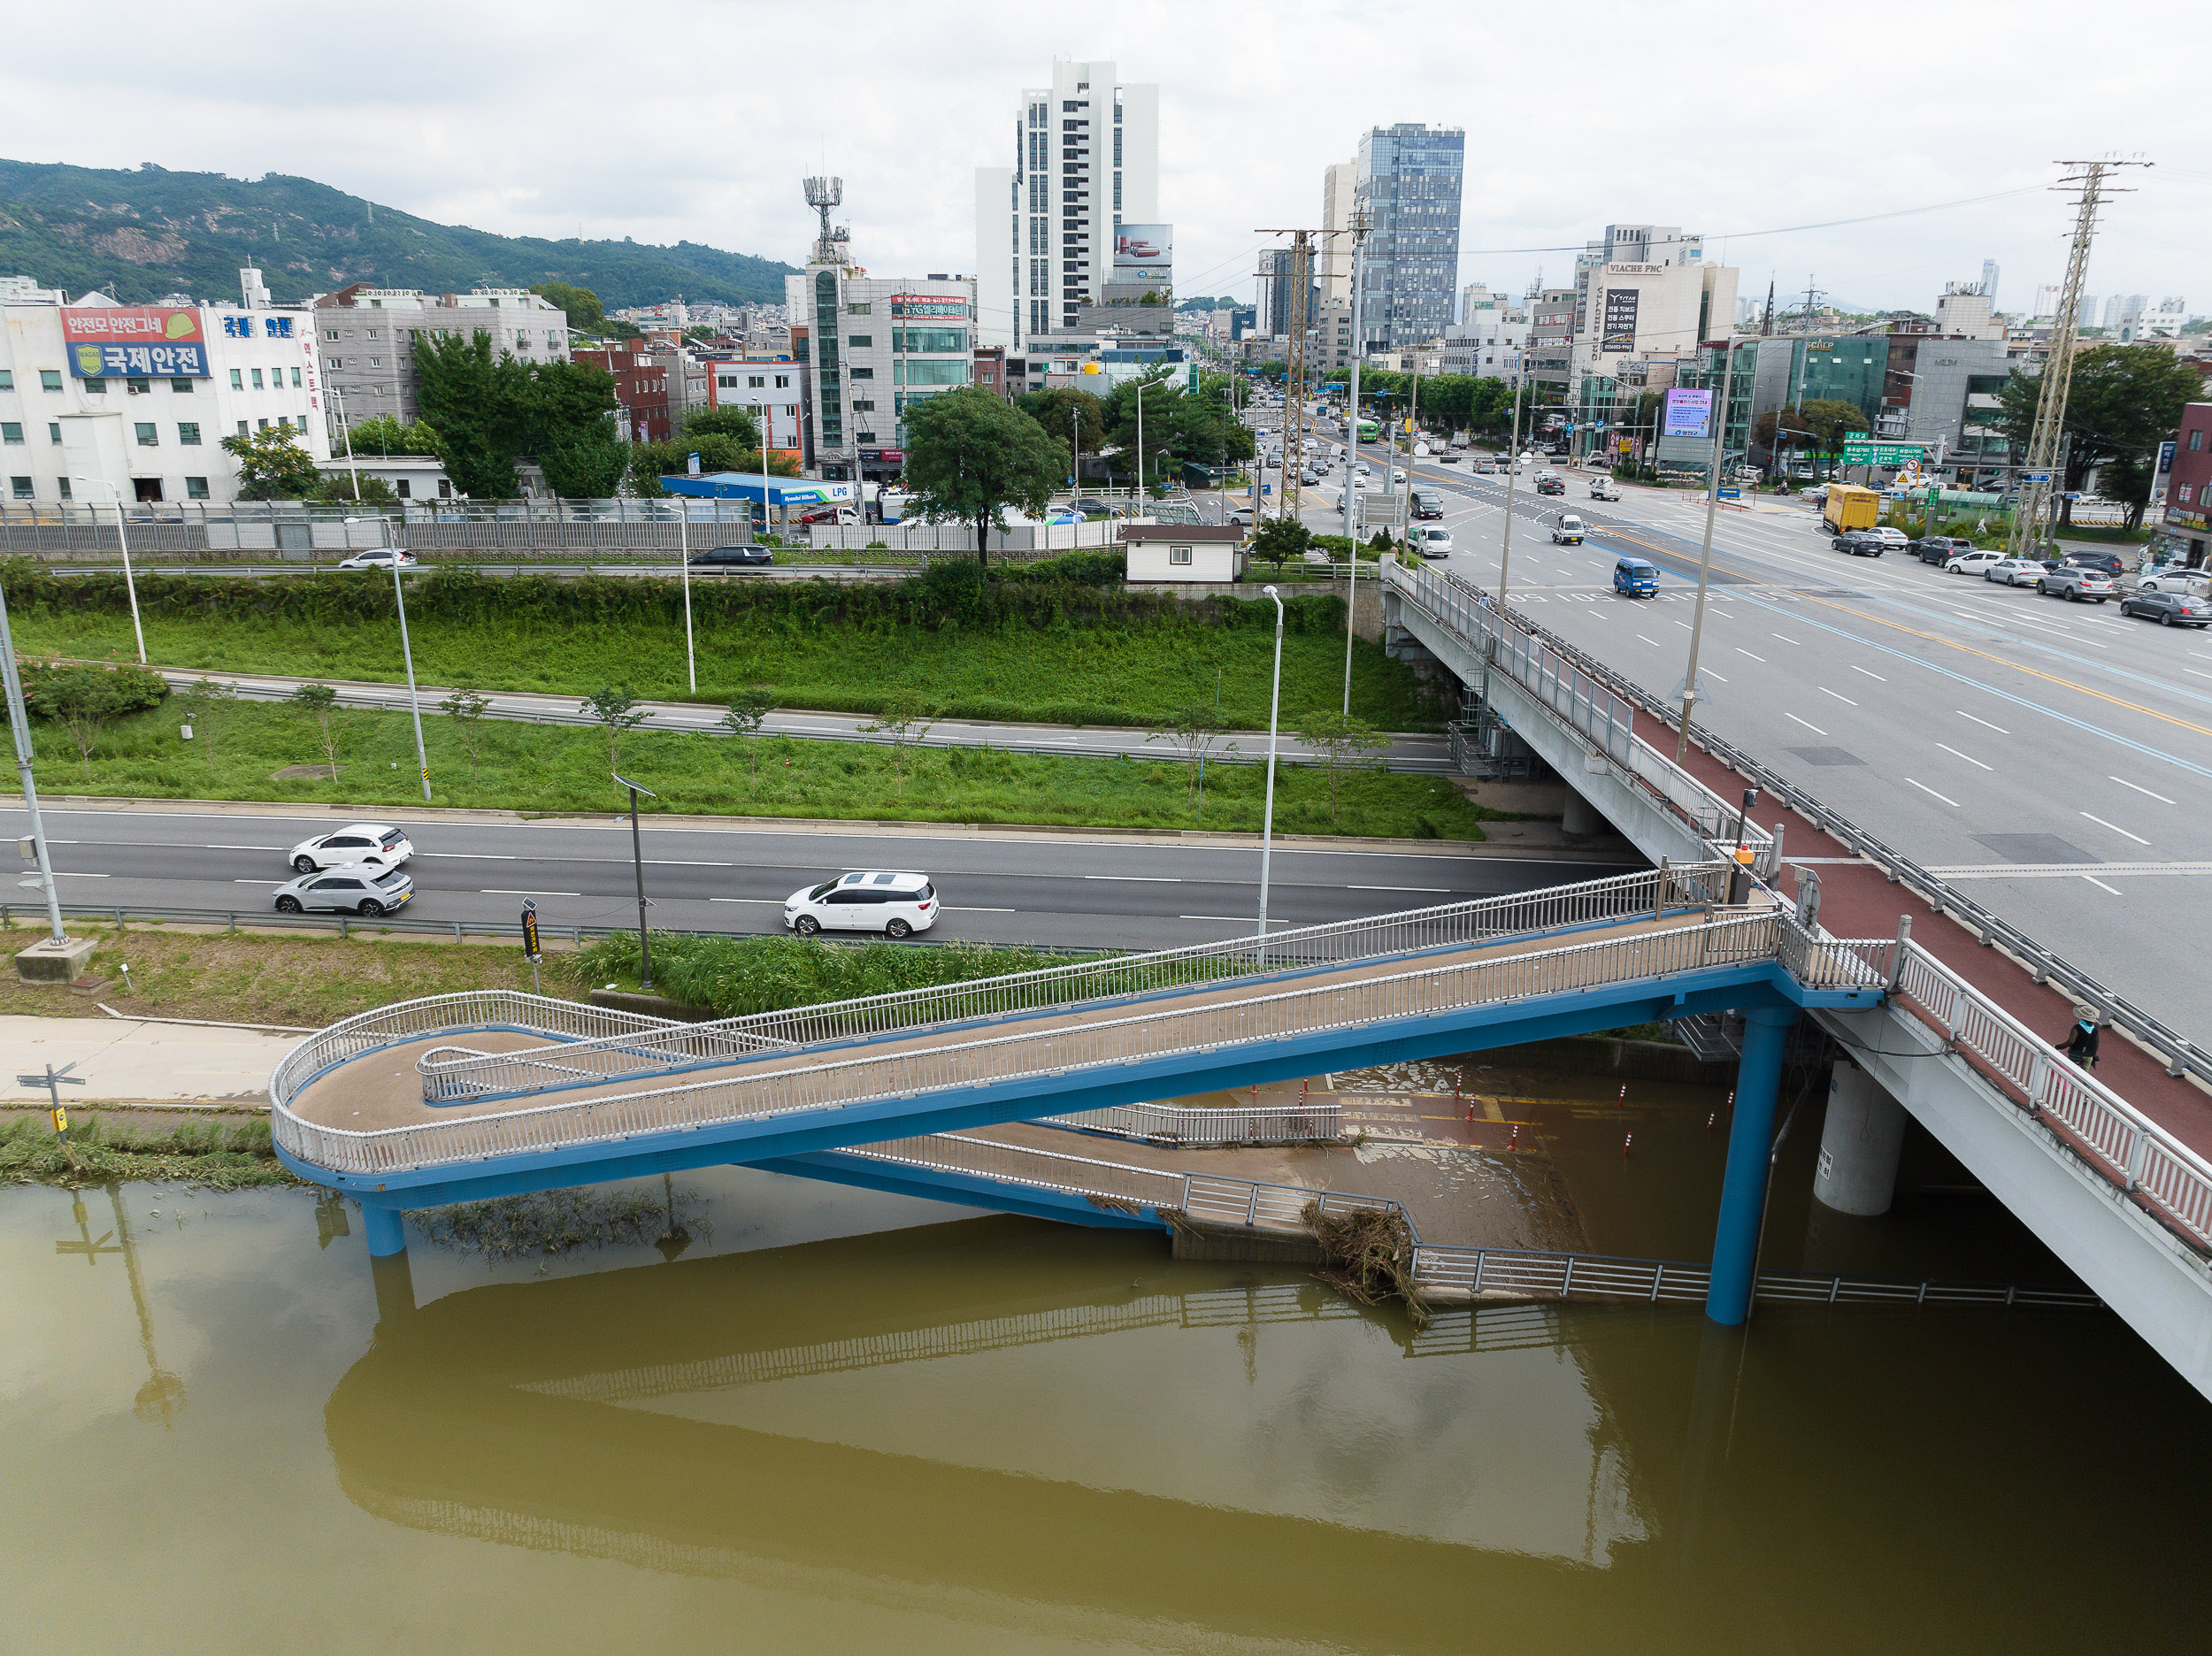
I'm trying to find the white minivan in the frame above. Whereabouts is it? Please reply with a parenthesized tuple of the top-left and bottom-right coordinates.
(785, 870, 940, 938)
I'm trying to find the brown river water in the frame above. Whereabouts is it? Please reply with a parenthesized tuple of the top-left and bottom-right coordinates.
(4, 1059, 2208, 1654)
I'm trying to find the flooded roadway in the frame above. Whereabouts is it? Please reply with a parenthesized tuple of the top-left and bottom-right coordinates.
(4, 1057, 2208, 1653)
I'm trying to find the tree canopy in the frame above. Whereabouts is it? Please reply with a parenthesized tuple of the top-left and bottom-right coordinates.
(1993, 343, 2203, 526)
(219, 426, 322, 500)
(680, 405, 764, 450)
(529, 281, 605, 334)
(902, 386, 1069, 565)
(413, 330, 619, 498)
(1099, 371, 1253, 483)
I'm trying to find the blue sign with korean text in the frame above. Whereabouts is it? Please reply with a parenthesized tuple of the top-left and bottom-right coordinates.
(69, 342, 210, 379)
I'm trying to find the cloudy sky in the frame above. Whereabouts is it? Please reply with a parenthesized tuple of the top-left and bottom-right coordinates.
(4, 0, 2206, 317)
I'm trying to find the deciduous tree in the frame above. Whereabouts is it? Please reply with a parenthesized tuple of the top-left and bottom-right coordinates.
(718, 686, 778, 786)
(580, 685, 648, 771)
(902, 387, 1067, 566)
(1294, 710, 1391, 822)
(289, 681, 341, 775)
(219, 427, 322, 500)
(1146, 705, 1236, 809)
(437, 686, 492, 782)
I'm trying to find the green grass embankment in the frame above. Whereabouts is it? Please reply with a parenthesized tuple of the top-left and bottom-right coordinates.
(12, 699, 1492, 838)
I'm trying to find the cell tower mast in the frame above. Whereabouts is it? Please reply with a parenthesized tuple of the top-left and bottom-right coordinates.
(1256, 230, 1317, 524)
(2006, 159, 2150, 561)
(803, 176, 849, 267)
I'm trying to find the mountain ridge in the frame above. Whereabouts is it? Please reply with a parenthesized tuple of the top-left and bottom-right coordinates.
(0, 159, 793, 311)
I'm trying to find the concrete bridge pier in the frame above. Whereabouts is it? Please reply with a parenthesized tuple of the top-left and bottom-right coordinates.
(1561, 788, 1606, 838)
(1811, 1062, 1906, 1216)
(362, 1203, 409, 1260)
(1704, 1007, 1797, 1326)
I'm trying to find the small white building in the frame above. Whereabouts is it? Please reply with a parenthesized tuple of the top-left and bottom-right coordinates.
(1120, 523, 1246, 582)
(323, 451, 455, 502)
(1, 288, 328, 506)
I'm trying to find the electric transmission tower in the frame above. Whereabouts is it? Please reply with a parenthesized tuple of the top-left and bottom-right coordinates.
(2006, 159, 2151, 561)
(1256, 230, 1317, 523)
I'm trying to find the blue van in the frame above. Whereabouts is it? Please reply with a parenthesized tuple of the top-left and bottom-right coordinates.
(1612, 556, 1658, 598)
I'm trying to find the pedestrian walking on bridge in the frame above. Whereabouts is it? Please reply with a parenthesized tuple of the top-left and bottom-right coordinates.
(2060, 1010, 2101, 1070)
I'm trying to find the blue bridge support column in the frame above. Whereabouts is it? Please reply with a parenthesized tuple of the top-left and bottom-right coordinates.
(1705, 1007, 1796, 1326)
(362, 1203, 409, 1260)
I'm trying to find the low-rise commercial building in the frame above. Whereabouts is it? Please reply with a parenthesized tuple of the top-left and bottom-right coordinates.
(2160, 402, 2212, 568)
(1, 288, 327, 505)
(314, 285, 571, 433)
(789, 257, 975, 482)
(704, 356, 805, 458)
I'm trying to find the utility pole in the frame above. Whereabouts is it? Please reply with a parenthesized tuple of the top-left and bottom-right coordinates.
(1337, 210, 1371, 716)
(2006, 159, 2149, 563)
(1399, 351, 1425, 540)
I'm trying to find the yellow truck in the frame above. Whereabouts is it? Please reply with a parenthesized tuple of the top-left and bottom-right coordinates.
(1822, 484, 1881, 535)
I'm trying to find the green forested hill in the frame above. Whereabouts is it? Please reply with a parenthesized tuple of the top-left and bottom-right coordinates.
(0, 160, 793, 310)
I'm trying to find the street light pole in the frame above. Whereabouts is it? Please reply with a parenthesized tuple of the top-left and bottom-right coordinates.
(1340, 221, 1367, 717)
(1256, 585, 1285, 962)
(72, 477, 146, 665)
(1675, 337, 1746, 763)
(389, 557, 432, 802)
(678, 496, 696, 694)
(613, 770, 659, 989)
(1497, 355, 1529, 610)
(0, 579, 68, 945)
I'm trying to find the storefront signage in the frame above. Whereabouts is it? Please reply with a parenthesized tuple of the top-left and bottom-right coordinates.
(1601, 288, 1640, 353)
(60, 306, 209, 378)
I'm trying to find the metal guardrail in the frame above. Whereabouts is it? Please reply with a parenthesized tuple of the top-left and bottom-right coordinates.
(1881, 939, 2212, 1252)
(0, 900, 641, 947)
(274, 906, 1875, 1178)
(1387, 562, 1778, 868)
(1485, 590, 2212, 1091)
(846, 1132, 2096, 1311)
(1042, 1100, 1343, 1146)
(413, 864, 1732, 1100)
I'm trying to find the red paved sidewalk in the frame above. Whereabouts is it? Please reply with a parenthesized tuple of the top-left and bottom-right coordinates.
(1627, 706, 2212, 1162)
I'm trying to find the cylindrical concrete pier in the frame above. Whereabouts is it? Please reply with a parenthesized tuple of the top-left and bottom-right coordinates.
(1812, 1063, 1906, 1217)
(362, 1203, 409, 1259)
(1561, 790, 1605, 837)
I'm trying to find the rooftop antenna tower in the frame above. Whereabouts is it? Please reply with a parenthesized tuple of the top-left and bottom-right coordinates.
(803, 176, 849, 267)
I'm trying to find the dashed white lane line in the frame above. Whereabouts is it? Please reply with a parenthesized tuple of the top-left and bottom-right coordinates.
(1771, 633, 1801, 645)
(1958, 709, 2010, 734)
(1736, 648, 1766, 663)
(1850, 664, 1887, 681)
(1817, 686, 1857, 705)
(1785, 712, 1828, 735)
(481, 888, 581, 897)
(1637, 634, 1661, 646)
(1907, 778, 1962, 808)
(1349, 885, 1449, 893)
(2079, 812, 2150, 847)
(2084, 876, 2124, 896)
(2110, 776, 2177, 805)
(1936, 742, 1993, 772)
(1085, 874, 1180, 882)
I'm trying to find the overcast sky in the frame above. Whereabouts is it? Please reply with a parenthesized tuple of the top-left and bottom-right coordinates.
(4, 0, 2206, 318)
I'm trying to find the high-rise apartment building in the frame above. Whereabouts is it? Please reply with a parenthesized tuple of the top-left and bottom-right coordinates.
(2103, 294, 2148, 331)
(2032, 284, 2061, 319)
(1346, 124, 1463, 354)
(1980, 258, 2001, 309)
(974, 58, 1160, 350)
(1318, 161, 1358, 306)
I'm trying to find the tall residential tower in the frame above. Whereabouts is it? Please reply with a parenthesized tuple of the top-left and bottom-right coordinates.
(1347, 124, 1463, 354)
(975, 58, 1160, 350)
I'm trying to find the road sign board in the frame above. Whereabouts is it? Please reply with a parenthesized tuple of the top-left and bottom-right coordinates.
(2021, 472, 2052, 484)
(1717, 486, 1741, 501)
(1840, 440, 1928, 468)
(521, 907, 541, 962)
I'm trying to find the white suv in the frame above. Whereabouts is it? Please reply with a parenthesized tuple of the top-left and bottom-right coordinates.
(786, 870, 940, 938)
(289, 823, 414, 876)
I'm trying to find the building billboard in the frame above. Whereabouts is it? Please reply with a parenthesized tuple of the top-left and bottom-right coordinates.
(1663, 387, 1712, 439)
(1601, 288, 1640, 353)
(1113, 225, 1173, 284)
(60, 306, 209, 378)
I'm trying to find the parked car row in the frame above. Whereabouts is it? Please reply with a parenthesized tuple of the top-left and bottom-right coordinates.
(1926, 547, 2208, 623)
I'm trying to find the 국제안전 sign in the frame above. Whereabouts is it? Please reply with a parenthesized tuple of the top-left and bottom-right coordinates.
(60, 307, 209, 379)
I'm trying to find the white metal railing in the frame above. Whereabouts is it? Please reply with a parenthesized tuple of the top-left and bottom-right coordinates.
(841, 1132, 2094, 1310)
(1041, 1100, 1343, 1146)
(414, 862, 1732, 1102)
(277, 908, 1855, 1178)
(1878, 939, 2212, 1250)
(1388, 560, 1778, 864)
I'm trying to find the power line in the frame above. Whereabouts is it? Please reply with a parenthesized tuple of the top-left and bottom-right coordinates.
(1452, 186, 2050, 258)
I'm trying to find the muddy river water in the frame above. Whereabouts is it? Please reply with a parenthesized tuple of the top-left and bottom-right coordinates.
(4, 1058, 2208, 1653)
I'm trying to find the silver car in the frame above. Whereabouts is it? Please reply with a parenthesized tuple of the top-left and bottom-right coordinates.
(273, 866, 413, 916)
(289, 822, 414, 875)
(1985, 558, 2045, 586)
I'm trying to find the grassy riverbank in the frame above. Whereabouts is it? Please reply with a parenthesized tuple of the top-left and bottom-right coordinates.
(5, 559, 1440, 732)
(0, 1113, 296, 1190)
(11, 700, 1494, 839)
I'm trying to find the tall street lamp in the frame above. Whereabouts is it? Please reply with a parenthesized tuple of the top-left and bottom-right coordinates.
(388, 556, 432, 802)
(1675, 337, 1749, 763)
(70, 476, 146, 664)
(613, 770, 659, 989)
(1256, 585, 1285, 962)
(1496, 354, 1530, 610)
(0, 578, 68, 947)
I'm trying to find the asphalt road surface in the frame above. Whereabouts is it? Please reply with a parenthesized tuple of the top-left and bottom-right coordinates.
(1331, 433, 2212, 1043)
(4, 804, 1636, 954)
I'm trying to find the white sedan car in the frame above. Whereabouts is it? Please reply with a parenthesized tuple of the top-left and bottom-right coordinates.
(1946, 550, 2004, 576)
(289, 823, 414, 876)
(273, 866, 414, 917)
(786, 870, 940, 939)
(335, 548, 418, 571)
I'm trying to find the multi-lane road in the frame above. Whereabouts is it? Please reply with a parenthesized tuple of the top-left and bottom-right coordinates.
(1248, 410, 2210, 1040)
(0, 803, 1634, 954)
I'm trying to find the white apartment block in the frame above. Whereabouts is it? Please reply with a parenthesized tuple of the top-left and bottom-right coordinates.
(975, 58, 1160, 349)
(1319, 161, 1358, 306)
(313, 286, 571, 433)
(705, 358, 805, 452)
(1, 290, 328, 506)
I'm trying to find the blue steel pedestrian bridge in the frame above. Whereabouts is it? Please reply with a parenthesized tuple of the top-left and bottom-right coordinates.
(269, 863, 1891, 1322)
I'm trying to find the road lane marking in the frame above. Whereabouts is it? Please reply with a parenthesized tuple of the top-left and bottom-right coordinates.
(1084, 875, 1180, 882)
(1636, 634, 1660, 646)
(481, 888, 581, 897)
(708, 898, 785, 904)
(1736, 648, 1766, 662)
(2109, 776, 2177, 804)
(1770, 633, 1801, 645)
(1817, 686, 1857, 705)
(419, 851, 517, 859)
(1349, 884, 1449, 892)
(1850, 664, 1887, 681)
(206, 843, 285, 851)
(1181, 915, 1294, 925)
(1907, 778, 1961, 807)
(232, 879, 283, 886)
(2083, 876, 2124, 896)
(1936, 743, 1993, 771)
(1958, 710, 2009, 734)
(1785, 713, 1828, 734)
(2079, 812, 2150, 846)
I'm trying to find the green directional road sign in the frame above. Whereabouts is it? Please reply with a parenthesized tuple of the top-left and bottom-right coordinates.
(1840, 439, 1927, 467)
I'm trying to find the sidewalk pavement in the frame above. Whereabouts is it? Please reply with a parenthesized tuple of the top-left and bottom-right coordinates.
(3, 1014, 295, 1106)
